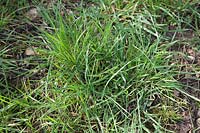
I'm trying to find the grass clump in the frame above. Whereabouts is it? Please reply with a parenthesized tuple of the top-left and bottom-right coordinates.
(37, 2, 182, 132)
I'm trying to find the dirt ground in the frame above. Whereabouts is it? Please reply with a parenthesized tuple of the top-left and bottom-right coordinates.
(1, 1, 200, 132)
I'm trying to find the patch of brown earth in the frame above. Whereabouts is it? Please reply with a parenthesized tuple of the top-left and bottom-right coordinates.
(168, 26, 200, 132)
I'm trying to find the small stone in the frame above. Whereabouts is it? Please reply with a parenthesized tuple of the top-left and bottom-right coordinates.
(25, 8, 38, 20)
(25, 47, 37, 56)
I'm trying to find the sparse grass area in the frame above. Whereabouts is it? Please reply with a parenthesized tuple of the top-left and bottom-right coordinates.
(0, 0, 200, 132)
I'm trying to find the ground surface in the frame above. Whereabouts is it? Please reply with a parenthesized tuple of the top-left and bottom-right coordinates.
(0, 0, 200, 132)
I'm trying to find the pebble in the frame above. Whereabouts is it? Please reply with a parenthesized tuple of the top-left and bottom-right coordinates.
(25, 8, 38, 20)
(25, 47, 37, 56)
